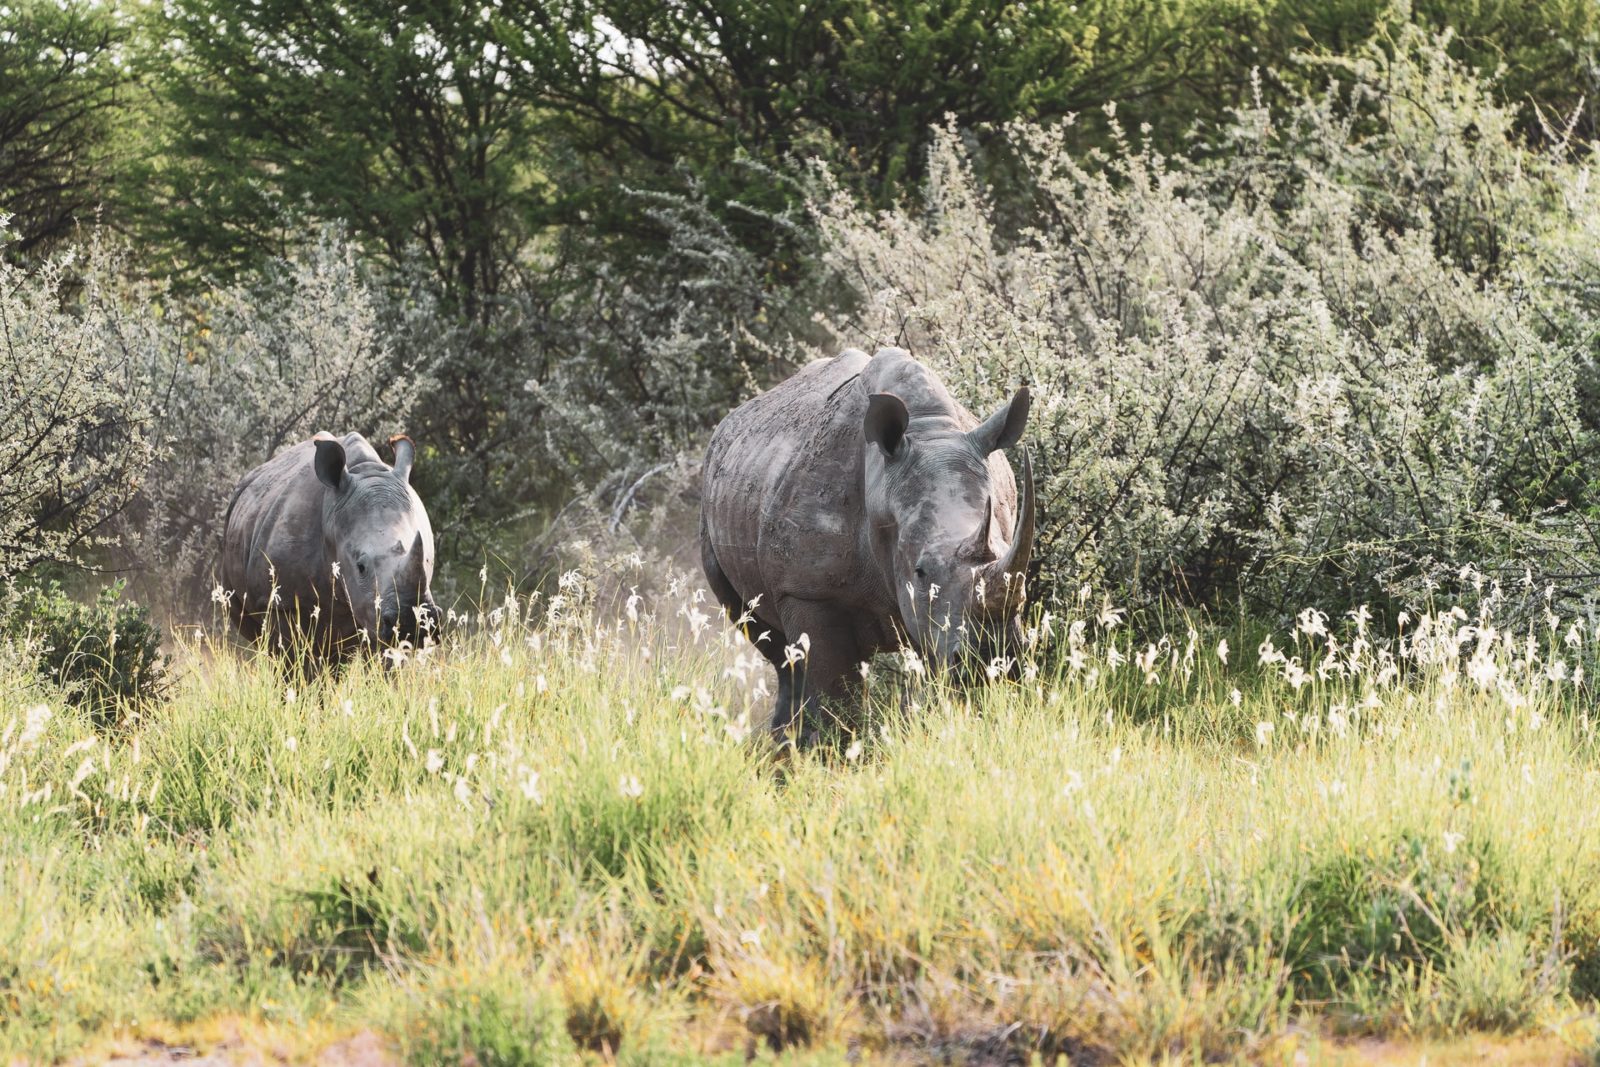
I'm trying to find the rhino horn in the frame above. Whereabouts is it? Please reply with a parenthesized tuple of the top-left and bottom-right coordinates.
(389, 434, 415, 483)
(987, 449, 1034, 610)
(404, 530, 427, 589)
(961, 496, 992, 560)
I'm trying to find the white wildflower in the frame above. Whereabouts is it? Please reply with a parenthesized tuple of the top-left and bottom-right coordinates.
(19, 704, 50, 748)
(1296, 608, 1329, 639)
(69, 756, 97, 797)
(782, 633, 811, 668)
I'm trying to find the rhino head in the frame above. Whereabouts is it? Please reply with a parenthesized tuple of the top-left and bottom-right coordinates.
(863, 385, 1035, 668)
(313, 433, 440, 647)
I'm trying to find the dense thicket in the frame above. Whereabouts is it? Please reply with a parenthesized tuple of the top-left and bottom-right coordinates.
(5, 0, 1600, 620)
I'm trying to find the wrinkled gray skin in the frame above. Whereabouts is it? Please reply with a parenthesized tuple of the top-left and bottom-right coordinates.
(221, 432, 439, 660)
(701, 347, 1034, 736)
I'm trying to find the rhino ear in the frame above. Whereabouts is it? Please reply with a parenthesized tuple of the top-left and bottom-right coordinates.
(313, 435, 348, 491)
(970, 386, 1030, 454)
(864, 393, 910, 458)
(389, 434, 415, 483)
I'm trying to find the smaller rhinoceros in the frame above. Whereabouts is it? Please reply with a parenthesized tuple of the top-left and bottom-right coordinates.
(701, 347, 1034, 736)
(220, 431, 439, 659)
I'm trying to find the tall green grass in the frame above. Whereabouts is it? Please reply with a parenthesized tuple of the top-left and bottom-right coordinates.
(3, 575, 1599, 1063)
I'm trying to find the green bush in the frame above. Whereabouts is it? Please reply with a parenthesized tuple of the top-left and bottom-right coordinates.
(1288, 830, 1506, 999)
(402, 970, 575, 1067)
(4, 580, 165, 725)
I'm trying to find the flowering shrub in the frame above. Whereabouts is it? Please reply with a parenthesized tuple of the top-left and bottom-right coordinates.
(811, 25, 1600, 618)
(0, 234, 154, 581)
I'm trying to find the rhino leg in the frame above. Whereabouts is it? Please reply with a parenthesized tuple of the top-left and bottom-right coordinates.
(233, 597, 265, 641)
(702, 537, 791, 667)
(775, 599, 865, 742)
(702, 537, 803, 732)
(700, 536, 746, 627)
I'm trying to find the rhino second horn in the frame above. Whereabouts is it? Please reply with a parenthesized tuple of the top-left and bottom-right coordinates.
(988, 449, 1035, 610)
(962, 496, 993, 560)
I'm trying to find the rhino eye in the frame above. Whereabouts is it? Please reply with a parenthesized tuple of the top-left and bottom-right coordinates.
(356, 560, 369, 578)
(914, 566, 927, 581)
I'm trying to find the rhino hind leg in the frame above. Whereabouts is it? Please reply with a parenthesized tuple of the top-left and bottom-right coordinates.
(699, 535, 746, 629)
(701, 536, 800, 732)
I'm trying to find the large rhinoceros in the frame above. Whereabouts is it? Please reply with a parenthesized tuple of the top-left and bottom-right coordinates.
(701, 347, 1034, 735)
(220, 431, 439, 659)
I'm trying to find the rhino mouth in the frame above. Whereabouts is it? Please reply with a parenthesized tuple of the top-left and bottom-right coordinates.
(959, 616, 1026, 681)
(378, 597, 440, 646)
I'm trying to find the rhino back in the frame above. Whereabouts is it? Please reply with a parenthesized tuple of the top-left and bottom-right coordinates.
(703, 349, 882, 607)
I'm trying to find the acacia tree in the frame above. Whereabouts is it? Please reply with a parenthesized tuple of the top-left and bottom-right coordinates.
(149, 0, 1600, 298)
(583, 0, 1232, 197)
(0, 1, 129, 258)
(151, 0, 577, 317)
(148, 0, 1270, 290)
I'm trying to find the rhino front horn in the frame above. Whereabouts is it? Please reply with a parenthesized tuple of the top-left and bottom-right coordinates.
(405, 530, 426, 586)
(989, 449, 1035, 609)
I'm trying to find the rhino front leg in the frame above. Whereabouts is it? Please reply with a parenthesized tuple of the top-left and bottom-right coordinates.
(773, 599, 865, 742)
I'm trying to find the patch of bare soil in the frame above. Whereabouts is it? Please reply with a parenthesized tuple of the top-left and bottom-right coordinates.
(74, 1028, 397, 1067)
(1309, 1033, 1591, 1066)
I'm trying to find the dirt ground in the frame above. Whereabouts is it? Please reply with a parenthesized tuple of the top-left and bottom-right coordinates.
(61, 1025, 397, 1067)
(44, 1021, 1597, 1066)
